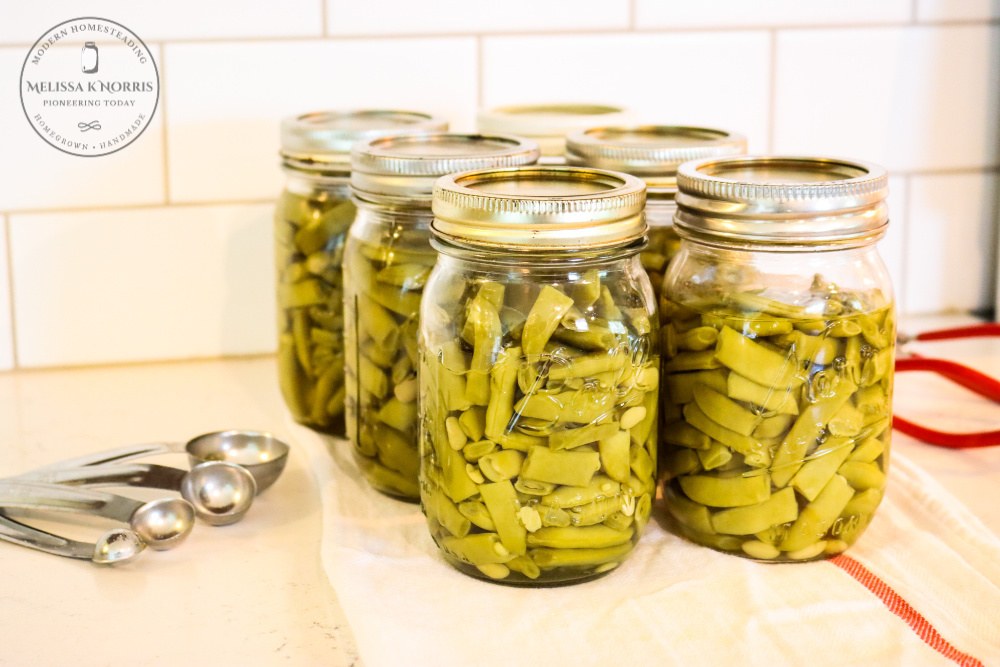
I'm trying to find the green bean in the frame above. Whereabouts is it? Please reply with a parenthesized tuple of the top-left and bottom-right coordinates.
(539, 475, 621, 509)
(458, 500, 497, 531)
(462, 439, 497, 462)
(711, 487, 798, 535)
(467, 294, 503, 406)
(725, 373, 800, 415)
(526, 525, 633, 549)
(598, 430, 631, 483)
(697, 441, 733, 470)
(522, 286, 576, 355)
(679, 473, 771, 508)
(421, 270, 657, 584)
(664, 350, 723, 373)
(702, 312, 793, 337)
(530, 542, 632, 569)
(849, 437, 884, 463)
(478, 346, 516, 440)
(344, 228, 436, 501)
(561, 495, 623, 526)
(479, 480, 527, 556)
(661, 279, 893, 559)
(778, 474, 855, 553)
(663, 485, 715, 534)
(789, 437, 854, 501)
(426, 485, 471, 538)
(715, 326, 803, 389)
(520, 446, 601, 487)
(549, 422, 621, 451)
(276, 194, 356, 436)
(441, 533, 516, 565)
(514, 478, 557, 496)
(458, 407, 486, 441)
(692, 384, 760, 437)
(665, 369, 729, 404)
(838, 460, 886, 491)
(478, 450, 525, 482)
(683, 403, 770, 467)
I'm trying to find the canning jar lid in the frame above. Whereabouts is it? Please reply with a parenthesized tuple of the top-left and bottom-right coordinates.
(279, 110, 448, 171)
(432, 166, 647, 252)
(674, 155, 889, 248)
(566, 125, 746, 192)
(350, 133, 540, 203)
(476, 103, 630, 158)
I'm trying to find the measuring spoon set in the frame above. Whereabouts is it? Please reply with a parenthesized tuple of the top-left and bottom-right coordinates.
(0, 430, 289, 566)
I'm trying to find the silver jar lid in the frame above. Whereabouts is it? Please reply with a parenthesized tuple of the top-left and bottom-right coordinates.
(566, 125, 746, 191)
(280, 110, 448, 170)
(350, 133, 540, 203)
(674, 156, 889, 248)
(476, 104, 630, 158)
(432, 166, 647, 252)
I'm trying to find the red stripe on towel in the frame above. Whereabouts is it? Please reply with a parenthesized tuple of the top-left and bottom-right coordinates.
(830, 554, 984, 667)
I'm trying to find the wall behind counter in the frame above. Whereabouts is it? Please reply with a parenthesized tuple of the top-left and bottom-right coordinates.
(1, 0, 997, 369)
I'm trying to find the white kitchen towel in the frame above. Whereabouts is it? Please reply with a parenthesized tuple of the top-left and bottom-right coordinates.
(293, 422, 1000, 667)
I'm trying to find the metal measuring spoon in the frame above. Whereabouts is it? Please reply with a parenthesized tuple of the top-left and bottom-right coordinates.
(15, 461, 257, 527)
(0, 513, 145, 565)
(0, 481, 195, 550)
(30, 430, 290, 494)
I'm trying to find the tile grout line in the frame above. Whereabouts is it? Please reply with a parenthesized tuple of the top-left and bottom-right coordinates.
(766, 28, 778, 153)
(158, 43, 171, 205)
(476, 36, 484, 109)
(0, 17, 996, 49)
(320, 0, 329, 37)
(2, 169, 995, 219)
(898, 174, 911, 314)
(2, 215, 19, 369)
(628, 0, 637, 30)
(0, 198, 279, 217)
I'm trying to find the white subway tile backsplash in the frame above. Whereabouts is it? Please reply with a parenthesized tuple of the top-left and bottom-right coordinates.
(903, 173, 998, 314)
(481, 32, 771, 153)
(0, 217, 13, 370)
(916, 0, 1000, 22)
(0, 1, 323, 44)
(327, 0, 630, 35)
(0, 48, 165, 211)
(165, 38, 478, 203)
(635, 0, 912, 29)
(881, 175, 908, 313)
(774, 26, 1000, 172)
(8, 204, 275, 368)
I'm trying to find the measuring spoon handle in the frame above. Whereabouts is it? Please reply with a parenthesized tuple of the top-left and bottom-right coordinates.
(25, 442, 182, 473)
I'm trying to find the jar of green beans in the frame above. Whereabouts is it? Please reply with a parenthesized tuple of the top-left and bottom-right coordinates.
(420, 166, 658, 585)
(476, 103, 629, 164)
(344, 133, 539, 500)
(659, 156, 894, 562)
(565, 125, 746, 311)
(275, 110, 447, 437)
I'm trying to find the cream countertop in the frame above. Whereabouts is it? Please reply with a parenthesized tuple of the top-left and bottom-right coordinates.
(0, 315, 998, 665)
(0, 357, 358, 666)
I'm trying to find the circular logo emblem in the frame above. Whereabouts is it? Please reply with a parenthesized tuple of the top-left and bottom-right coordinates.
(20, 17, 159, 157)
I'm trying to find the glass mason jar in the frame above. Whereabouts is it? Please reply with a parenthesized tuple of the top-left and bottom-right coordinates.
(344, 133, 540, 500)
(420, 166, 659, 585)
(476, 103, 629, 164)
(659, 156, 894, 563)
(566, 125, 746, 310)
(275, 110, 446, 437)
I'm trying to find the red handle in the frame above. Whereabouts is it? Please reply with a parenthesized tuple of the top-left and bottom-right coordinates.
(895, 356, 1000, 401)
(893, 356, 1000, 447)
(913, 323, 1000, 341)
